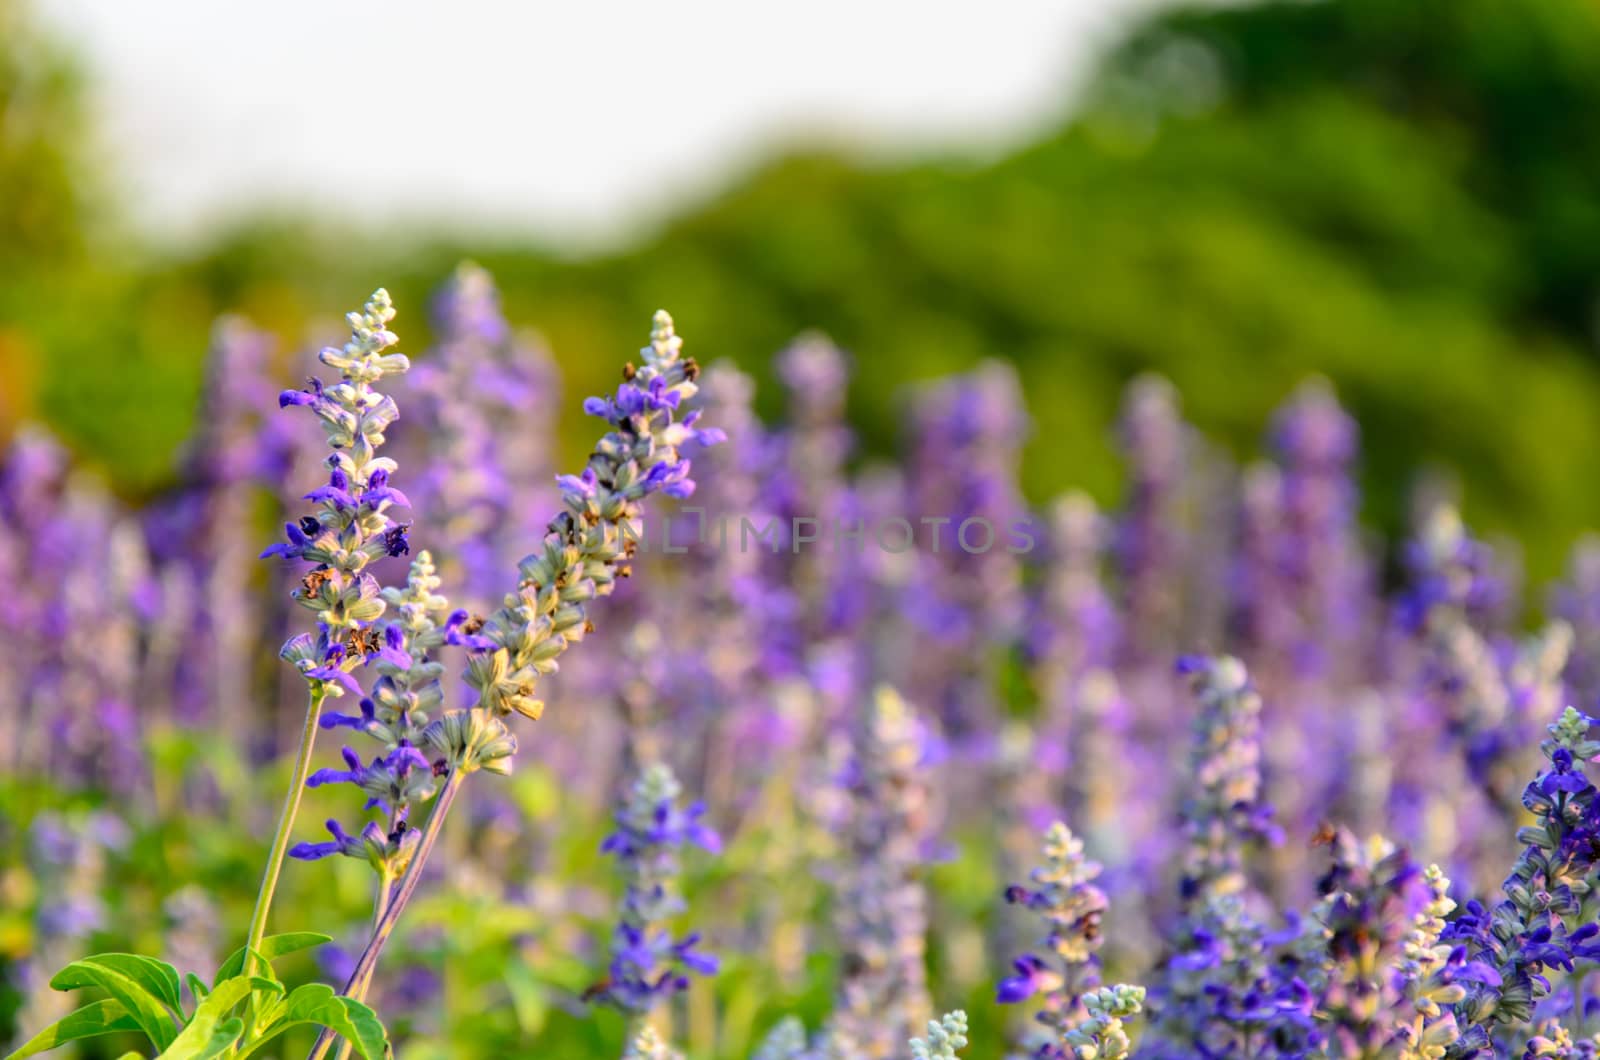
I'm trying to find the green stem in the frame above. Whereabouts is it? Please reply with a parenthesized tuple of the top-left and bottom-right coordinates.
(244, 685, 327, 976)
(308, 768, 469, 1060)
(333, 865, 397, 1060)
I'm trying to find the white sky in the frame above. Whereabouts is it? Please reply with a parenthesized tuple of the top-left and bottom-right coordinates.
(39, 0, 1163, 249)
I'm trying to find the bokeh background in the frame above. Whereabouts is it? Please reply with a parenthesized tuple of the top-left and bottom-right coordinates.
(9, 0, 1600, 586)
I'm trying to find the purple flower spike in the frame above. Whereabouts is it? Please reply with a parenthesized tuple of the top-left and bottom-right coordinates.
(595, 762, 720, 1018)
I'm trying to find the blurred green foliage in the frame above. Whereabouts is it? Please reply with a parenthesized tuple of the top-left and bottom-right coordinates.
(7, 0, 1600, 585)
(0, 734, 969, 1057)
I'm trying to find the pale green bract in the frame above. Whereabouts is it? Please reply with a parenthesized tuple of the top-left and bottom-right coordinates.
(909, 1010, 969, 1060)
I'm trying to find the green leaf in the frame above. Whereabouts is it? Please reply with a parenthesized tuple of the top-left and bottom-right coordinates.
(234, 985, 389, 1060)
(182, 974, 209, 1008)
(55, 955, 181, 1014)
(287, 986, 388, 1060)
(213, 932, 333, 985)
(156, 976, 254, 1059)
(158, 1017, 242, 1060)
(48, 958, 180, 1051)
(4, 999, 142, 1059)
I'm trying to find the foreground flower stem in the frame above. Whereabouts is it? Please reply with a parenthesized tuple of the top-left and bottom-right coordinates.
(245, 686, 328, 974)
(308, 767, 469, 1060)
(330, 865, 399, 1060)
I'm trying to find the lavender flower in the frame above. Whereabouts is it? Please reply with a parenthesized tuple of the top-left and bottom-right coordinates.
(0, 427, 68, 766)
(1229, 461, 1291, 667)
(1391, 864, 1468, 1059)
(1306, 827, 1429, 1055)
(1174, 655, 1279, 904)
(1521, 1023, 1599, 1058)
(898, 361, 1029, 747)
(1144, 890, 1321, 1058)
(1393, 501, 1572, 886)
(0, 430, 150, 791)
(1055, 984, 1145, 1060)
(296, 311, 722, 1059)
(771, 338, 878, 721)
(1264, 378, 1366, 677)
(398, 263, 560, 607)
(1400, 505, 1510, 637)
(1115, 375, 1189, 664)
(996, 822, 1108, 1049)
(1031, 492, 1121, 713)
(249, 289, 420, 987)
(824, 686, 935, 1057)
(596, 761, 720, 1024)
(625, 359, 798, 809)
(290, 551, 515, 880)
(149, 316, 283, 739)
(1446, 707, 1600, 1042)
(463, 310, 722, 725)
(1145, 656, 1319, 1058)
(264, 289, 413, 695)
(771, 333, 856, 644)
(1026, 495, 1137, 868)
(53, 491, 150, 794)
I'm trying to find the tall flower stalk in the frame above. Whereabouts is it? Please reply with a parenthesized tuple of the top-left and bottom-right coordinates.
(996, 821, 1110, 1054)
(1444, 706, 1600, 1053)
(1391, 863, 1468, 1058)
(1174, 655, 1280, 904)
(1144, 656, 1317, 1058)
(1307, 826, 1437, 1056)
(1115, 375, 1190, 666)
(252, 289, 414, 972)
(823, 686, 935, 1057)
(595, 762, 721, 1047)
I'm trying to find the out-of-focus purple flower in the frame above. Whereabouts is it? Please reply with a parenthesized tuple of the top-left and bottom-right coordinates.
(0, 447, 153, 792)
(1174, 656, 1279, 904)
(1305, 827, 1436, 1055)
(896, 360, 1029, 749)
(1115, 375, 1189, 665)
(1141, 656, 1323, 1058)
(1260, 379, 1367, 677)
(595, 762, 720, 1016)
(823, 687, 935, 1056)
(1553, 535, 1600, 715)
(395, 264, 563, 608)
(1399, 505, 1512, 637)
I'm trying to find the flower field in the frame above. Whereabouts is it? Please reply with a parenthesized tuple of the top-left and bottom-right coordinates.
(4, 265, 1600, 1058)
